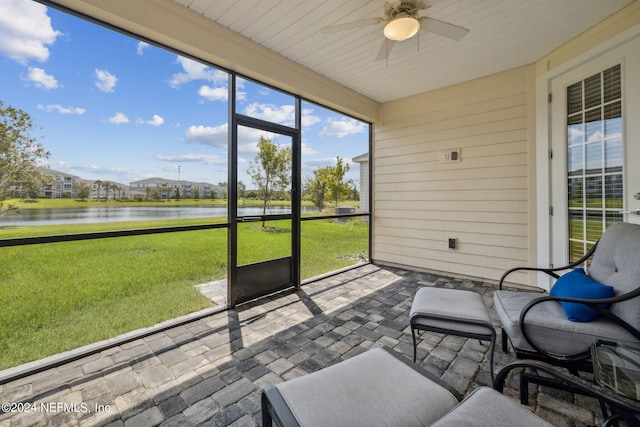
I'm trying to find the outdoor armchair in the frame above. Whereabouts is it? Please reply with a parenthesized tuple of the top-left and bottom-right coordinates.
(493, 222, 640, 371)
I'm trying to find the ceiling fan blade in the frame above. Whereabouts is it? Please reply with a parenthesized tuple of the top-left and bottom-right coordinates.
(375, 39, 396, 61)
(419, 17, 469, 41)
(321, 18, 384, 34)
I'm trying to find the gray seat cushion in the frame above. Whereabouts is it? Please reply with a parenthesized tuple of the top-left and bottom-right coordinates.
(495, 222, 640, 356)
(494, 289, 638, 355)
(273, 347, 459, 427)
(411, 287, 493, 337)
(431, 387, 553, 426)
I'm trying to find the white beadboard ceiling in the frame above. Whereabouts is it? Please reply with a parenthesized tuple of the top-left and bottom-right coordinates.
(173, 0, 633, 104)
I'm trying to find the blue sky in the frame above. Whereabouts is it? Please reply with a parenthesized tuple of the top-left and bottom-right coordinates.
(0, 0, 369, 189)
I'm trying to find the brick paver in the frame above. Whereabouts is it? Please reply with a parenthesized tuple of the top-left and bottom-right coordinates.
(0, 264, 602, 426)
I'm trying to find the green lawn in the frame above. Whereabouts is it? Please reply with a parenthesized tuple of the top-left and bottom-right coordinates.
(0, 214, 368, 369)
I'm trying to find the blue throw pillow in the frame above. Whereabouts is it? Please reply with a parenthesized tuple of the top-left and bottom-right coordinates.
(550, 268, 614, 322)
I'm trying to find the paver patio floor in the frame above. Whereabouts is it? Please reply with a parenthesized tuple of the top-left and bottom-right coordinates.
(0, 264, 602, 426)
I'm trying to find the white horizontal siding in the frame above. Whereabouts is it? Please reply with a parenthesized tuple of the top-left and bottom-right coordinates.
(373, 66, 533, 284)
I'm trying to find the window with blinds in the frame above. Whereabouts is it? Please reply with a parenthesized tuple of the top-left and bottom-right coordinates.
(566, 64, 623, 261)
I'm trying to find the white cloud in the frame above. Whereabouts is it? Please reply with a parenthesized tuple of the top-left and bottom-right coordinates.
(237, 127, 276, 155)
(301, 108, 321, 127)
(304, 158, 338, 169)
(95, 69, 117, 92)
(168, 56, 227, 88)
(198, 85, 228, 101)
(137, 114, 164, 126)
(301, 142, 317, 155)
(155, 153, 225, 165)
(108, 112, 129, 124)
(169, 57, 238, 102)
(244, 103, 296, 126)
(25, 67, 58, 90)
(240, 103, 320, 128)
(37, 104, 85, 115)
(236, 89, 247, 101)
(53, 161, 133, 180)
(136, 41, 149, 55)
(185, 124, 228, 148)
(319, 118, 367, 138)
(0, 0, 60, 65)
(184, 122, 274, 155)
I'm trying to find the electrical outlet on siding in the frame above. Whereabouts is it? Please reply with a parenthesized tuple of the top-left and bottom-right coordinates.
(439, 149, 460, 164)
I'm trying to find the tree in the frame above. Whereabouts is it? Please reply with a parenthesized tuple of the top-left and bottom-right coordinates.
(218, 182, 228, 200)
(305, 157, 351, 212)
(304, 170, 328, 212)
(103, 181, 111, 201)
(247, 137, 292, 227)
(75, 182, 91, 201)
(0, 101, 50, 211)
(346, 179, 360, 201)
(325, 156, 350, 208)
(161, 185, 171, 199)
(94, 180, 103, 200)
(237, 180, 246, 199)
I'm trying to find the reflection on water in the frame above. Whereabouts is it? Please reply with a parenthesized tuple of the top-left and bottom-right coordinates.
(0, 205, 314, 226)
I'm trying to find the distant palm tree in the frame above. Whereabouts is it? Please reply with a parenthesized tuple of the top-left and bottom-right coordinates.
(103, 181, 111, 201)
(94, 180, 103, 200)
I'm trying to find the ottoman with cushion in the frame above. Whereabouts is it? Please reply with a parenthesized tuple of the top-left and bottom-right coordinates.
(410, 287, 496, 377)
(261, 346, 551, 427)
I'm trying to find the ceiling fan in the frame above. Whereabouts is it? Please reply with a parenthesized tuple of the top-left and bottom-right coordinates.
(321, 1, 469, 61)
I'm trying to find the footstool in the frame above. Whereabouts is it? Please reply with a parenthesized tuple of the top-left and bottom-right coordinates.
(261, 347, 552, 427)
(410, 286, 496, 377)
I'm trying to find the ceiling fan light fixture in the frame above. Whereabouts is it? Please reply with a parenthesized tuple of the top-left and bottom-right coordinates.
(383, 14, 420, 41)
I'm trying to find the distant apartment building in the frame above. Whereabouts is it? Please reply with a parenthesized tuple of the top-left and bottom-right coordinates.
(29, 168, 220, 200)
(80, 179, 145, 200)
(37, 167, 81, 199)
(130, 178, 224, 199)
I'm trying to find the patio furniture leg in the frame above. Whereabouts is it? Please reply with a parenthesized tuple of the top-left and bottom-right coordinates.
(502, 327, 509, 353)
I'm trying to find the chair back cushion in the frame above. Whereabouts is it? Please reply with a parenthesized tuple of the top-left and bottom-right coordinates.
(588, 222, 640, 329)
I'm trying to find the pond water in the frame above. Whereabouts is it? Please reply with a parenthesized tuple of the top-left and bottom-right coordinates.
(0, 205, 317, 226)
